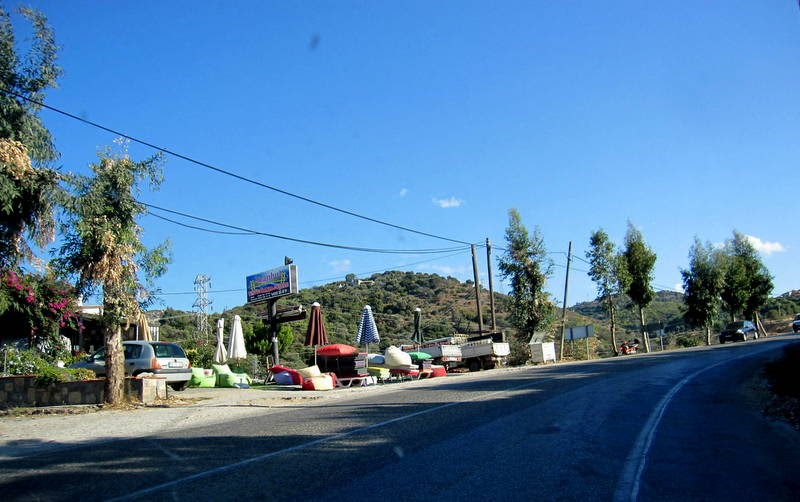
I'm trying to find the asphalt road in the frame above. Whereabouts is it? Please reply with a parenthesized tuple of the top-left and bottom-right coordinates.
(2, 335, 798, 501)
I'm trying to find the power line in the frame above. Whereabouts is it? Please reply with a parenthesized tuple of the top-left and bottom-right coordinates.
(571, 254, 593, 266)
(148, 212, 256, 235)
(144, 202, 471, 255)
(2, 87, 473, 246)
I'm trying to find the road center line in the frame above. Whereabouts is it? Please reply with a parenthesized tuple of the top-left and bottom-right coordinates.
(107, 375, 550, 501)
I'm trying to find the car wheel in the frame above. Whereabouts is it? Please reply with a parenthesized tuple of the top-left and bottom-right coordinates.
(170, 381, 188, 391)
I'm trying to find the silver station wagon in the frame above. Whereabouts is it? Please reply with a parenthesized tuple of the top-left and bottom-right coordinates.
(70, 341, 192, 391)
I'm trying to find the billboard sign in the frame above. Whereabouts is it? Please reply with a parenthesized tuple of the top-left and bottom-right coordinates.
(246, 265, 298, 304)
(564, 325, 595, 341)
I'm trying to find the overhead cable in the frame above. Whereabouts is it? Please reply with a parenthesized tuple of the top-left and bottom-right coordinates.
(2, 88, 472, 245)
(144, 202, 471, 255)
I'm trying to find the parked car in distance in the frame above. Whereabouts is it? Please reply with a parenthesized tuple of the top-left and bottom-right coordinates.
(792, 314, 800, 333)
(70, 341, 192, 391)
(719, 320, 758, 343)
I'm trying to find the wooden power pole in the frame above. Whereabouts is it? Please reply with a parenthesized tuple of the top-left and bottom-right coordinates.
(486, 238, 497, 333)
(471, 244, 484, 335)
(559, 241, 572, 361)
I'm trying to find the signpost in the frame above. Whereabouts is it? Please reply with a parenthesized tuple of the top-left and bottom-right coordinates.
(246, 264, 299, 365)
(564, 325, 595, 360)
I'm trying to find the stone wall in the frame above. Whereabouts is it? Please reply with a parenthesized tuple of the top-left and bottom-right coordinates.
(0, 376, 167, 407)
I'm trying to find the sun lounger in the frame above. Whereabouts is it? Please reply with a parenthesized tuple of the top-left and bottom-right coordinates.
(367, 366, 390, 382)
(336, 375, 376, 388)
(389, 368, 420, 381)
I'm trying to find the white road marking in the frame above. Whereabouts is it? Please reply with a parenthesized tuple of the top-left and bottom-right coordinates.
(107, 376, 549, 501)
(613, 346, 774, 502)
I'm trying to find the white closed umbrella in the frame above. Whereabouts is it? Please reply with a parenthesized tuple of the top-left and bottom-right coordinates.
(214, 318, 227, 364)
(228, 315, 247, 360)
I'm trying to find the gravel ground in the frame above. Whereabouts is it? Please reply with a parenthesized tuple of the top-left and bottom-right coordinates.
(0, 380, 416, 460)
(0, 370, 510, 461)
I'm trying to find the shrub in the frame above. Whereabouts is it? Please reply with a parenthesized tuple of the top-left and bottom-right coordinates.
(34, 365, 69, 385)
(675, 334, 702, 348)
(2, 346, 48, 375)
(182, 343, 215, 369)
(1, 269, 83, 337)
(33, 366, 96, 386)
(67, 368, 96, 381)
(507, 337, 531, 366)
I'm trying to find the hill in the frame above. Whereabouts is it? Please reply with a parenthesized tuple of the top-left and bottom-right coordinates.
(571, 290, 689, 333)
(157, 272, 800, 367)
(158, 271, 518, 367)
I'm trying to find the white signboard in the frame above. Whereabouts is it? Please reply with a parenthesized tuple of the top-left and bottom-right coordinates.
(529, 342, 557, 364)
(564, 325, 595, 340)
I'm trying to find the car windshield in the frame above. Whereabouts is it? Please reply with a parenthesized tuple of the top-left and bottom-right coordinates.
(726, 322, 746, 330)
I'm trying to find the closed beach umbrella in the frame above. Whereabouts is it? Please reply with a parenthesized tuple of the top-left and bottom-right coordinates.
(356, 305, 380, 354)
(214, 318, 227, 364)
(304, 302, 329, 365)
(228, 315, 247, 360)
(412, 308, 423, 347)
(137, 311, 151, 341)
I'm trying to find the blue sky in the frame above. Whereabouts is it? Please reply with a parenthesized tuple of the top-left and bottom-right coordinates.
(12, 1, 800, 313)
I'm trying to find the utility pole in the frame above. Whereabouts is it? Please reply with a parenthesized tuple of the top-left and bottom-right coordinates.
(486, 238, 497, 333)
(267, 299, 279, 365)
(471, 244, 484, 335)
(193, 274, 212, 342)
(559, 242, 572, 361)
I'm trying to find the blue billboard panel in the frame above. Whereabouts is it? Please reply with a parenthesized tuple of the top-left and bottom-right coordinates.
(246, 265, 298, 304)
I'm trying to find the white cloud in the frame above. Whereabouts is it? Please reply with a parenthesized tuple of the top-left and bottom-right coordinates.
(433, 196, 463, 208)
(399, 188, 408, 197)
(328, 259, 351, 273)
(746, 235, 786, 256)
(674, 283, 685, 294)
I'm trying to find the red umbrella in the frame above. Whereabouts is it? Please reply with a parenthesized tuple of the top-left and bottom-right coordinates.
(304, 302, 329, 365)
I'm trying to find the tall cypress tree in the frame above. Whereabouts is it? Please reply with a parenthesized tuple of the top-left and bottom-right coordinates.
(720, 231, 773, 334)
(587, 228, 624, 354)
(619, 222, 656, 352)
(681, 238, 723, 345)
(497, 209, 554, 348)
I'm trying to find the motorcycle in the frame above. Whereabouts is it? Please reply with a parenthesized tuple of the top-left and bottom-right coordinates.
(619, 339, 640, 355)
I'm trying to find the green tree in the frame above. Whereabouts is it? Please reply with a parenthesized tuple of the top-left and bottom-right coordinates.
(720, 231, 773, 334)
(586, 228, 624, 355)
(243, 321, 293, 358)
(681, 238, 723, 346)
(497, 209, 555, 347)
(0, 6, 61, 267)
(619, 222, 656, 352)
(54, 146, 170, 405)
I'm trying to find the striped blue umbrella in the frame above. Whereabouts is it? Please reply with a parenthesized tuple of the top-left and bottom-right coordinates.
(356, 305, 380, 354)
